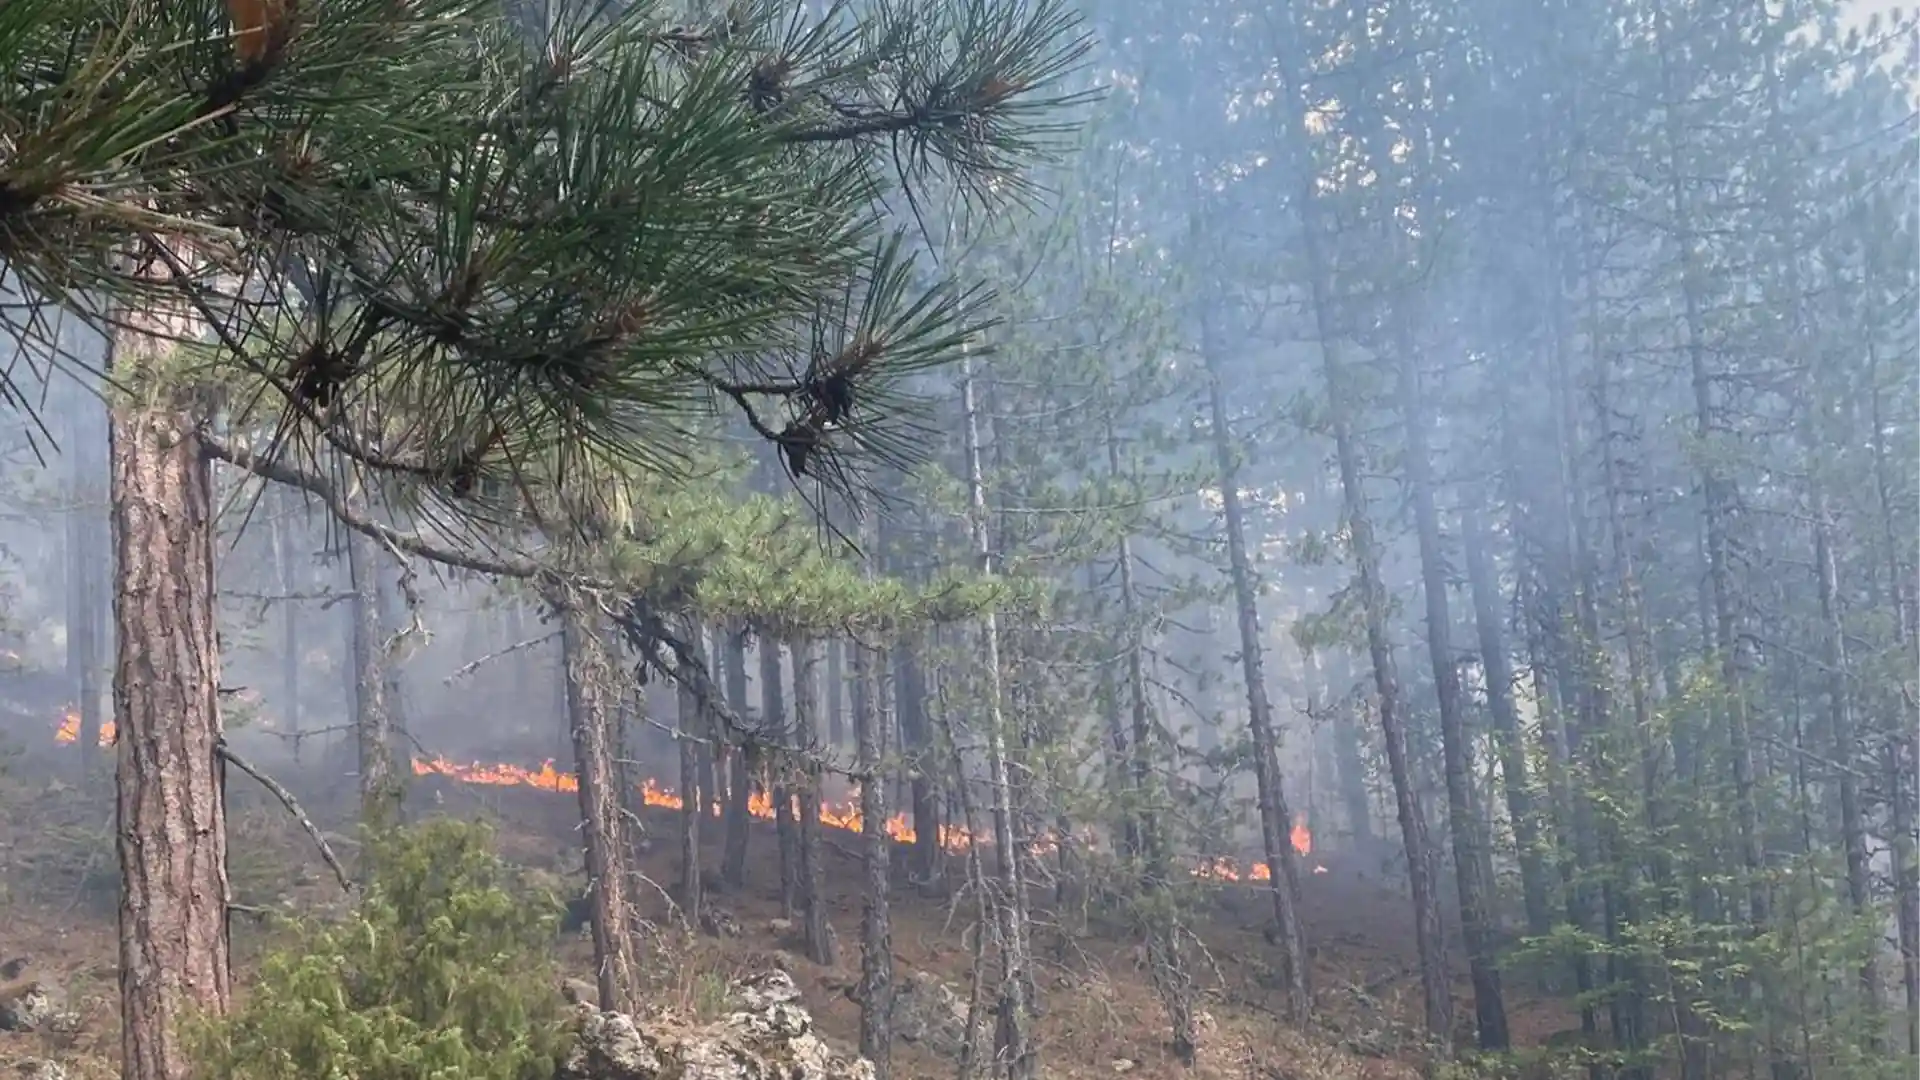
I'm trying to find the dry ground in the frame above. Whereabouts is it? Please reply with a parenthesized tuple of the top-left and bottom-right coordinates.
(0, 742, 1578, 1080)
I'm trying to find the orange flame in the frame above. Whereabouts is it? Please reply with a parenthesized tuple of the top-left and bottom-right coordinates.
(409, 756, 978, 853)
(52, 712, 1332, 881)
(53, 711, 115, 746)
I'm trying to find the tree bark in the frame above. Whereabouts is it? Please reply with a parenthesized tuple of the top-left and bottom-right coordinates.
(826, 638, 846, 751)
(562, 603, 641, 1015)
(961, 353, 1038, 1079)
(346, 528, 398, 833)
(110, 323, 232, 1080)
(271, 485, 304, 761)
(1462, 496, 1552, 939)
(1814, 501, 1884, 1033)
(761, 634, 800, 920)
(853, 630, 893, 1075)
(676, 620, 706, 923)
(894, 638, 941, 885)
(792, 635, 837, 966)
(722, 624, 753, 889)
(1395, 337, 1508, 1049)
(1198, 332, 1310, 1020)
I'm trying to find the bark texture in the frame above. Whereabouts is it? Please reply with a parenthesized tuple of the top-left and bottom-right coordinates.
(563, 604, 642, 1015)
(111, 363, 231, 1080)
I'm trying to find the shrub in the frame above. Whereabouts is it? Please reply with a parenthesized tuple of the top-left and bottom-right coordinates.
(189, 818, 572, 1080)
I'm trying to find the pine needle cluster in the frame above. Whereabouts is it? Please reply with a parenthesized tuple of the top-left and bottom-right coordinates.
(0, 0, 1094, 513)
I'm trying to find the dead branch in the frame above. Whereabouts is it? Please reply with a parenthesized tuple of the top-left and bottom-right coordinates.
(215, 738, 355, 894)
(442, 631, 560, 684)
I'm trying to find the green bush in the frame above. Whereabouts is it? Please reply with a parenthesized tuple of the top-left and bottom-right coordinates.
(189, 818, 573, 1080)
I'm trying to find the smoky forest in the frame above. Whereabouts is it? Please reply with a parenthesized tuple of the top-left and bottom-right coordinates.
(0, 1, 1914, 1079)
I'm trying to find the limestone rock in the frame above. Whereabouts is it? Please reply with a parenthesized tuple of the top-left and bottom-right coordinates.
(555, 969, 873, 1080)
(698, 907, 741, 939)
(727, 969, 800, 1012)
(0, 978, 75, 1034)
(888, 969, 972, 1059)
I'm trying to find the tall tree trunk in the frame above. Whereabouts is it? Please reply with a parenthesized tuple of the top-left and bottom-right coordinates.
(792, 635, 837, 965)
(562, 603, 641, 1015)
(375, 555, 409, 771)
(1889, 732, 1919, 1057)
(827, 638, 846, 751)
(1591, 349, 1658, 1075)
(1814, 501, 1884, 1033)
(271, 485, 303, 761)
(1199, 330, 1310, 1019)
(761, 634, 800, 920)
(110, 308, 231, 1080)
(346, 529, 397, 833)
(1330, 658, 1377, 854)
(1101, 397, 1198, 1059)
(1256, 22, 1450, 1035)
(1284, 197, 1452, 1044)
(895, 638, 940, 885)
(1654, 0, 1770, 983)
(721, 624, 753, 889)
(853, 627, 893, 1076)
(1463, 501, 1551, 938)
(1396, 337, 1508, 1049)
(962, 353, 1037, 1079)
(676, 620, 705, 923)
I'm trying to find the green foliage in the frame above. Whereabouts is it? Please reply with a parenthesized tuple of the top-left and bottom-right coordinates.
(188, 819, 571, 1080)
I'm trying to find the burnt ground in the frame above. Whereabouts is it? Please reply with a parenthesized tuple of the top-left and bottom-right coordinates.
(0, 741, 1579, 1080)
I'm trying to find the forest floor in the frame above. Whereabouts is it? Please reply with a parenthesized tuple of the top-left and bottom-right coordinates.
(0, 743, 1581, 1080)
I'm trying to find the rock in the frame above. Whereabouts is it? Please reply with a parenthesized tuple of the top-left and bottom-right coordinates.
(727, 969, 801, 1011)
(562, 978, 600, 1008)
(698, 907, 741, 939)
(0, 979, 74, 1034)
(1110, 1059, 1138, 1073)
(888, 970, 972, 1059)
(559, 1008, 663, 1080)
(13, 1060, 68, 1080)
(556, 969, 873, 1080)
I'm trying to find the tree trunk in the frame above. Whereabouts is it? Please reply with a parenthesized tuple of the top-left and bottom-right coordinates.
(853, 630, 893, 1076)
(346, 529, 397, 833)
(375, 554, 409, 769)
(962, 353, 1037, 1079)
(722, 624, 752, 889)
(895, 639, 941, 885)
(1889, 733, 1919, 1057)
(1331, 661, 1377, 854)
(110, 327, 231, 1080)
(562, 603, 641, 1015)
(1199, 333, 1310, 1020)
(676, 620, 705, 923)
(1290, 215, 1451, 1047)
(271, 485, 304, 761)
(1814, 501, 1884, 1032)
(1396, 337, 1508, 1049)
(761, 634, 800, 920)
(792, 635, 837, 965)
(827, 638, 846, 751)
(1462, 501, 1551, 938)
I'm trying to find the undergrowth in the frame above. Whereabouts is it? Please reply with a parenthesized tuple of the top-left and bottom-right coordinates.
(187, 818, 572, 1080)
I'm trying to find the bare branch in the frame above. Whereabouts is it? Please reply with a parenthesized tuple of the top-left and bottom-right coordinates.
(216, 738, 355, 894)
(442, 632, 561, 685)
